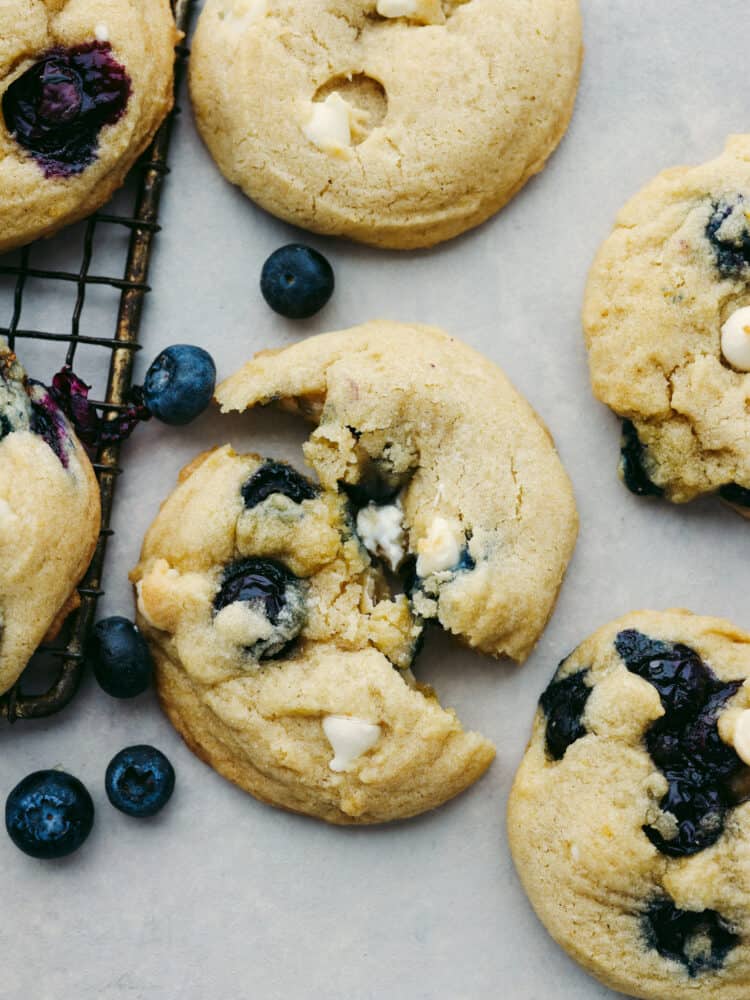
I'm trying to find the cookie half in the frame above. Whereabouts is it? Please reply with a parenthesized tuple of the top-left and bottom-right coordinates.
(584, 135, 750, 508)
(131, 446, 495, 824)
(216, 321, 578, 662)
(509, 609, 750, 1000)
(0, 346, 101, 694)
(0, 0, 178, 253)
(189, 0, 582, 248)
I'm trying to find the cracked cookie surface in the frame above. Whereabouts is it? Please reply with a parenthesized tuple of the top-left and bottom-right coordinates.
(216, 321, 578, 663)
(189, 0, 582, 248)
(509, 609, 750, 1000)
(131, 445, 495, 824)
(584, 135, 750, 507)
(0, 345, 100, 694)
(0, 0, 178, 253)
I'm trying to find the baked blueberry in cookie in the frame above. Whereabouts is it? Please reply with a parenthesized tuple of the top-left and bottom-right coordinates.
(132, 444, 495, 824)
(0, 346, 101, 695)
(216, 322, 578, 663)
(0, 2, 178, 252)
(585, 136, 750, 509)
(509, 610, 750, 1000)
(189, 0, 582, 249)
(2, 43, 131, 176)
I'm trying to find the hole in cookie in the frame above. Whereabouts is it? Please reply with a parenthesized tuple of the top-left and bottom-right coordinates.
(313, 74, 387, 144)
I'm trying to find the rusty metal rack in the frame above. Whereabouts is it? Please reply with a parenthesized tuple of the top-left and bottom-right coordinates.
(0, 0, 194, 722)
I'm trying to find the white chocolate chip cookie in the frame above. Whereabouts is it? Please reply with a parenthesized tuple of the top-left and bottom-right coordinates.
(189, 0, 583, 248)
(0, 346, 100, 694)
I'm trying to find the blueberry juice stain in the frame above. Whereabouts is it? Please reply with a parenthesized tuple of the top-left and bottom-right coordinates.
(615, 629, 748, 857)
(2, 42, 131, 177)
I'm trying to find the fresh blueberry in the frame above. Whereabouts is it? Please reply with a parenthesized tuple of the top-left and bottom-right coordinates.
(5, 770, 94, 859)
(105, 746, 175, 818)
(706, 199, 750, 278)
(644, 898, 738, 976)
(260, 244, 334, 319)
(616, 629, 745, 857)
(142, 345, 216, 426)
(2, 43, 131, 177)
(620, 420, 664, 497)
(90, 616, 153, 698)
(241, 460, 317, 508)
(539, 669, 592, 761)
(213, 558, 306, 660)
(718, 482, 750, 508)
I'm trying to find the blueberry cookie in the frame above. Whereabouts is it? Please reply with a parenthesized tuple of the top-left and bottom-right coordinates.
(131, 446, 495, 823)
(189, 0, 582, 249)
(0, 0, 178, 253)
(584, 135, 750, 510)
(216, 321, 578, 661)
(0, 346, 100, 694)
(508, 609, 750, 1000)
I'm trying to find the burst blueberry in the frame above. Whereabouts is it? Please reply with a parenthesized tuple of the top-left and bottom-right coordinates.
(5, 770, 94, 859)
(260, 244, 335, 319)
(90, 616, 153, 698)
(2, 42, 131, 177)
(620, 420, 663, 497)
(142, 345, 216, 425)
(105, 746, 175, 818)
(241, 460, 317, 508)
(539, 669, 592, 761)
(706, 199, 750, 278)
(644, 898, 738, 976)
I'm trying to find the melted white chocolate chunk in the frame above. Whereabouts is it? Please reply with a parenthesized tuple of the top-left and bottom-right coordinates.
(356, 502, 406, 571)
(416, 516, 463, 577)
(322, 715, 382, 772)
(376, 0, 445, 24)
(721, 306, 750, 372)
(302, 93, 367, 158)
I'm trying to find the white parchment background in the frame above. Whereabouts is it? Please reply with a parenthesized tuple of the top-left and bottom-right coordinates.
(2, 2, 749, 998)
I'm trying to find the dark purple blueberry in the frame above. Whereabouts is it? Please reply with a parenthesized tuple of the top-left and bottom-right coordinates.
(28, 383, 70, 467)
(90, 617, 153, 699)
(617, 629, 746, 857)
(5, 770, 94, 859)
(619, 420, 664, 497)
(706, 199, 750, 278)
(539, 669, 592, 761)
(260, 244, 334, 320)
(105, 746, 175, 818)
(719, 482, 750, 508)
(644, 898, 738, 976)
(0, 414, 11, 439)
(213, 558, 306, 660)
(2, 42, 131, 177)
(241, 461, 317, 509)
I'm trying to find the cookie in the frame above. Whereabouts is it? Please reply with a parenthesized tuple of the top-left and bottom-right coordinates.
(508, 609, 750, 1000)
(216, 321, 579, 662)
(0, 0, 179, 254)
(0, 346, 101, 695)
(189, 0, 582, 249)
(584, 135, 750, 509)
(131, 445, 495, 824)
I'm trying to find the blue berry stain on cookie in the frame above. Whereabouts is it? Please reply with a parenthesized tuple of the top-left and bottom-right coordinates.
(644, 898, 739, 977)
(620, 420, 663, 497)
(242, 461, 318, 508)
(28, 384, 72, 467)
(214, 558, 306, 660)
(539, 668, 592, 761)
(2, 42, 131, 176)
(705, 198, 750, 278)
(616, 629, 745, 857)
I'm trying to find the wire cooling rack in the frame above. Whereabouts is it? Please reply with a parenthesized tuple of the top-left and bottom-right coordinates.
(0, 0, 194, 722)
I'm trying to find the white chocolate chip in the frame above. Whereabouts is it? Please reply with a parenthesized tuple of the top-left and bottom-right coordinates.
(732, 709, 750, 766)
(376, 0, 445, 24)
(322, 715, 381, 772)
(302, 93, 367, 158)
(356, 502, 406, 571)
(94, 23, 109, 42)
(416, 516, 463, 577)
(721, 306, 750, 372)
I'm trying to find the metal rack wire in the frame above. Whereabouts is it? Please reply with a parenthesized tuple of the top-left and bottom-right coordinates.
(0, 0, 194, 722)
